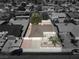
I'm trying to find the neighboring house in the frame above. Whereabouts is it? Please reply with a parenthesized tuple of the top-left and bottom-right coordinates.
(12, 18, 30, 37)
(66, 12, 79, 19)
(0, 35, 22, 55)
(55, 23, 79, 40)
(70, 26, 79, 40)
(51, 13, 66, 23)
(69, 6, 76, 12)
(55, 23, 75, 34)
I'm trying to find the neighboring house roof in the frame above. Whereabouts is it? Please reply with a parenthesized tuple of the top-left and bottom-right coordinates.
(56, 23, 75, 33)
(52, 13, 66, 18)
(71, 25, 79, 39)
(58, 18, 65, 23)
(61, 33, 78, 49)
(66, 12, 79, 19)
(12, 19, 29, 37)
(73, 19, 79, 21)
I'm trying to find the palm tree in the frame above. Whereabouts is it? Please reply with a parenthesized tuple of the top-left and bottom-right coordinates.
(49, 36, 60, 47)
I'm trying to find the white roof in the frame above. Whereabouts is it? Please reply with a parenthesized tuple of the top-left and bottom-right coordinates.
(52, 13, 66, 18)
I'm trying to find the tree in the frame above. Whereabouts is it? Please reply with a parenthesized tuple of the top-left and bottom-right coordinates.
(49, 36, 60, 47)
(31, 11, 42, 24)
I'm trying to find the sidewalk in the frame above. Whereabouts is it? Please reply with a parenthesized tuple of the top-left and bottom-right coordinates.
(25, 23, 32, 37)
